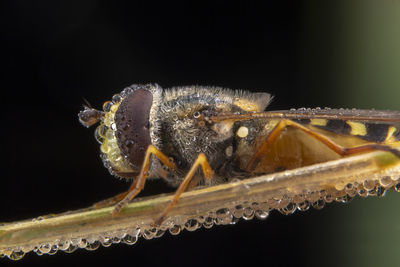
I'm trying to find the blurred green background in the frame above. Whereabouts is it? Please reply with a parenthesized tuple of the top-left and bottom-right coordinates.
(301, 1, 400, 266)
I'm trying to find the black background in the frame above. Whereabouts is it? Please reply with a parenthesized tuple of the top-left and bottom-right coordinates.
(2, 1, 400, 267)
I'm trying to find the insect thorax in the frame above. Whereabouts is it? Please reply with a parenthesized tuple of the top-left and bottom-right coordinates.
(157, 86, 271, 178)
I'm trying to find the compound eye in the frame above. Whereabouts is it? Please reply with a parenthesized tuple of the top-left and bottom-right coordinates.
(114, 88, 153, 166)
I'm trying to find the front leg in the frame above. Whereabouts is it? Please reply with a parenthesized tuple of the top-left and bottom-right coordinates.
(112, 145, 176, 216)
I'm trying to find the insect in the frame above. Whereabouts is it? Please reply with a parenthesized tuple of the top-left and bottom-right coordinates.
(78, 84, 400, 225)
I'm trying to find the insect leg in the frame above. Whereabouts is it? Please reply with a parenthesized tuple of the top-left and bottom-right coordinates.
(93, 179, 138, 209)
(154, 153, 214, 225)
(112, 145, 177, 216)
(246, 119, 400, 172)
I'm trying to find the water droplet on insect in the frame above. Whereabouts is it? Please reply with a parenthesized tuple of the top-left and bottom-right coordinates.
(110, 123, 117, 131)
(112, 94, 121, 103)
(125, 139, 134, 147)
(103, 101, 112, 112)
(122, 123, 130, 130)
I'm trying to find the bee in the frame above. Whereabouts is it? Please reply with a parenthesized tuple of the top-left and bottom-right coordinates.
(78, 84, 400, 225)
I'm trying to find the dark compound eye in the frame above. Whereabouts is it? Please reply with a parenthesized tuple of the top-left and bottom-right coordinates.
(114, 88, 153, 166)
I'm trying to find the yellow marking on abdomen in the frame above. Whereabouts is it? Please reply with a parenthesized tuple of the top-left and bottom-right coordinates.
(310, 119, 327, 126)
(346, 121, 367, 136)
(385, 126, 397, 142)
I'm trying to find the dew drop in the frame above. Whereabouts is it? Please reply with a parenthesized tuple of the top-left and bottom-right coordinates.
(336, 195, 353, 203)
(112, 94, 121, 103)
(57, 240, 70, 251)
(100, 237, 112, 247)
(279, 202, 297, 215)
(155, 229, 165, 238)
(169, 225, 183, 235)
(110, 123, 117, 131)
(78, 238, 88, 248)
(38, 243, 51, 254)
(232, 205, 244, 218)
(70, 238, 81, 246)
(255, 210, 269, 220)
(122, 234, 139, 245)
(363, 180, 376, 190)
(8, 250, 25, 261)
(122, 123, 130, 130)
(358, 188, 368, 197)
(142, 228, 157, 240)
(185, 219, 201, 231)
(395, 183, 400, 192)
(379, 176, 393, 188)
(216, 208, 233, 225)
(34, 246, 43, 256)
(324, 194, 334, 203)
(85, 241, 100, 251)
(376, 186, 386, 198)
(63, 245, 78, 254)
(368, 186, 378, 196)
(297, 201, 310, 211)
(103, 101, 112, 112)
(312, 199, 325, 210)
(202, 216, 214, 229)
(242, 207, 255, 220)
(48, 245, 58, 255)
(112, 237, 121, 244)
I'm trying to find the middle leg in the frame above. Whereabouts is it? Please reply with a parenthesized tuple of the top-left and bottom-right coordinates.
(154, 153, 214, 225)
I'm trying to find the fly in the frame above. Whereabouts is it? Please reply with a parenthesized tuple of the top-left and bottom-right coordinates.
(78, 84, 400, 225)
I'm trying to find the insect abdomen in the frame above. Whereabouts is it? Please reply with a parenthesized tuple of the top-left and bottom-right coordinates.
(299, 119, 400, 143)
